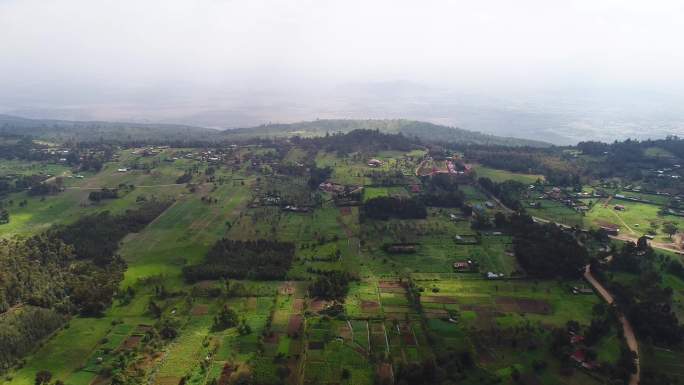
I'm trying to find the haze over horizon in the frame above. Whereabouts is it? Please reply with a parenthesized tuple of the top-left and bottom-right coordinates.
(2, 0, 684, 144)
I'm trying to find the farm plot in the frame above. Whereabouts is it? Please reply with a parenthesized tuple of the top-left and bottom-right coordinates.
(472, 165, 544, 184)
(586, 199, 684, 242)
(415, 279, 600, 328)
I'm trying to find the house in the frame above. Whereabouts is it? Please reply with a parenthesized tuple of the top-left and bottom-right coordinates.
(570, 334, 585, 344)
(486, 272, 504, 279)
(484, 201, 494, 209)
(367, 159, 383, 167)
(614, 205, 625, 211)
(572, 286, 594, 295)
(570, 349, 586, 363)
(117, 168, 128, 172)
(549, 187, 562, 199)
(453, 261, 470, 271)
(600, 226, 619, 236)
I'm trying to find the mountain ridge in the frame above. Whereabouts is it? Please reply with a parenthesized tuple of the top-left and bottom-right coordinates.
(0, 114, 551, 147)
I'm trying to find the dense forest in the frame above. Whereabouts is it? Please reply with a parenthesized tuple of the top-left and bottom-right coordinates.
(419, 174, 466, 207)
(0, 200, 171, 371)
(183, 239, 296, 282)
(596, 239, 684, 347)
(505, 214, 588, 279)
(360, 196, 428, 221)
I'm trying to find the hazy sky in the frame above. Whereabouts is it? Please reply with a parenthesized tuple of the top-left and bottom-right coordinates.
(1, 0, 684, 140)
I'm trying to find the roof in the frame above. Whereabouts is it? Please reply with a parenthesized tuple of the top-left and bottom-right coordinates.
(570, 349, 586, 363)
(570, 335, 585, 344)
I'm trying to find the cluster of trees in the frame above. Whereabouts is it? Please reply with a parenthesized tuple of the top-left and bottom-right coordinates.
(577, 137, 684, 192)
(0, 208, 8, 224)
(369, 170, 408, 186)
(0, 137, 53, 161)
(309, 270, 355, 300)
(502, 214, 588, 279)
(478, 177, 526, 211)
(213, 305, 238, 331)
(549, 319, 636, 384)
(50, 200, 172, 265)
(183, 239, 295, 282)
(466, 147, 545, 174)
(0, 306, 65, 372)
(27, 182, 60, 197)
(392, 350, 487, 385)
(419, 174, 465, 207)
(0, 200, 171, 371)
(298, 129, 419, 155)
(361, 196, 427, 221)
(175, 172, 193, 184)
(88, 187, 118, 202)
(599, 239, 684, 346)
(0, 174, 62, 197)
(307, 166, 332, 190)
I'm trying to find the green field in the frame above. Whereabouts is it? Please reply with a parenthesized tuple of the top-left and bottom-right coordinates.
(585, 198, 684, 242)
(1, 144, 680, 385)
(473, 165, 544, 184)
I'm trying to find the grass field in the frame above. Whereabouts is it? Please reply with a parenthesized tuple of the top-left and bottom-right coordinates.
(585, 198, 684, 241)
(2, 148, 679, 385)
(473, 165, 544, 184)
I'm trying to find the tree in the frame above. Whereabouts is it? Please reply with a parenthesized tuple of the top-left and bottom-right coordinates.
(213, 305, 238, 330)
(0, 208, 9, 224)
(663, 222, 678, 239)
(35, 370, 52, 385)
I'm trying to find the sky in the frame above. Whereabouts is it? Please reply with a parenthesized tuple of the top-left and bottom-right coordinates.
(1, 0, 684, 142)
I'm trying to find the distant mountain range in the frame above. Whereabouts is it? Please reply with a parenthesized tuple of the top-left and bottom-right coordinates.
(0, 114, 550, 147)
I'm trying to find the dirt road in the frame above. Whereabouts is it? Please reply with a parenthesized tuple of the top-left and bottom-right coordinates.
(584, 264, 640, 385)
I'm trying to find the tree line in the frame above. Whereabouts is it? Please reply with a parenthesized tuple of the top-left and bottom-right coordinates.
(183, 239, 296, 282)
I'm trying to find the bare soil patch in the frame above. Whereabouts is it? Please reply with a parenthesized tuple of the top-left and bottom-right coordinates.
(195, 280, 215, 290)
(377, 363, 393, 383)
(361, 300, 380, 312)
(382, 306, 411, 314)
(517, 298, 552, 314)
(155, 377, 182, 385)
(339, 324, 352, 340)
(309, 299, 330, 312)
(378, 287, 406, 294)
(293, 298, 304, 311)
(121, 335, 142, 350)
(89, 375, 109, 385)
(218, 363, 236, 385)
(191, 304, 209, 316)
(263, 333, 280, 344)
(424, 309, 449, 318)
(308, 341, 324, 350)
(378, 281, 404, 289)
(422, 296, 459, 304)
(279, 281, 296, 296)
(287, 314, 303, 336)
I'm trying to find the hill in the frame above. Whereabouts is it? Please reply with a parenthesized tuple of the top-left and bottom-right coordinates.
(0, 115, 550, 147)
(222, 119, 551, 147)
(0, 114, 217, 142)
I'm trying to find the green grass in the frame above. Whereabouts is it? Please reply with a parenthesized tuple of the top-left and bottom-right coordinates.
(362, 186, 408, 202)
(473, 165, 544, 184)
(6, 318, 113, 385)
(585, 199, 684, 242)
(0, 160, 69, 177)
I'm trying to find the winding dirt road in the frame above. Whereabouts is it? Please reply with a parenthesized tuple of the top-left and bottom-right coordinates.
(584, 264, 640, 385)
